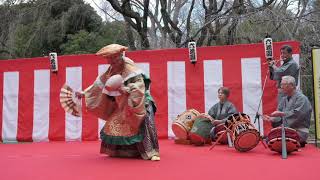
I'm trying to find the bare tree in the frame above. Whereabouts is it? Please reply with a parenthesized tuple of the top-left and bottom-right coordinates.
(105, 0, 150, 49)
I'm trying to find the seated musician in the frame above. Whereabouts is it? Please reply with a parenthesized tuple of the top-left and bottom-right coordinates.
(208, 87, 237, 139)
(264, 75, 312, 147)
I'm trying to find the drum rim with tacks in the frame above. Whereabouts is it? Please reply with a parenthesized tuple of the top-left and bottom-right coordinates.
(233, 128, 260, 152)
(228, 113, 260, 152)
(225, 113, 249, 127)
(267, 127, 301, 153)
(172, 122, 190, 140)
(172, 109, 200, 140)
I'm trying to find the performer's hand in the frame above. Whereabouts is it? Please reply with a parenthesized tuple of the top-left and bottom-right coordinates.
(119, 85, 130, 94)
(270, 111, 286, 117)
(74, 91, 84, 99)
(119, 83, 138, 94)
(127, 86, 144, 108)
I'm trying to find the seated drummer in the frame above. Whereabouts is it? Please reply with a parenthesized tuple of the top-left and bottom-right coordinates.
(264, 75, 312, 147)
(208, 87, 237, 139)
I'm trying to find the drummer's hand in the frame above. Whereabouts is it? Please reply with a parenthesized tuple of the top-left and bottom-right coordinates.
(270, 111, 286, 117)
(212, 120, 221, 126)
(263, 115, 272, 122)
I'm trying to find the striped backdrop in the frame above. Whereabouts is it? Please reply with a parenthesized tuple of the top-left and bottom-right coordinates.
(0, 41, 300, 142)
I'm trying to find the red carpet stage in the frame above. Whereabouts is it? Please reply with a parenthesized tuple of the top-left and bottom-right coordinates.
(1, 140, 319, 180)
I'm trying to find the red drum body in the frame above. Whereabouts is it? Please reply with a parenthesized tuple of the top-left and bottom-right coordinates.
(212, 123, 228, 144)
(267, 127, 301, 153)
(228, 113, 260, 152)
(172, 109, 200, 140)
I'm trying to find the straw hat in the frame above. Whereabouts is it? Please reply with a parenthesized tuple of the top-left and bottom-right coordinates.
(96, 44, 128, 57)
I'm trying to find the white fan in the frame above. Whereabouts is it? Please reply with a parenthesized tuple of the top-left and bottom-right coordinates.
(59, 84, 82, 117)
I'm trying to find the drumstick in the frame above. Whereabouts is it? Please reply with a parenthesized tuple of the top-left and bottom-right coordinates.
(281, 117, 287, 159)
(209, 128, 227, 150)
(228, 115, 238, 148)
(209, 124, 233, 150)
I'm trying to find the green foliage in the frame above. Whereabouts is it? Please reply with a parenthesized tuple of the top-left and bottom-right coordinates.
(60, 3, 102, 34)
(98, 21, 129, 46)
(60, 30, 99, 54)
(60, 21, 129, 55)
(0, 0, 130, 59)
(12, 24, 34, 57)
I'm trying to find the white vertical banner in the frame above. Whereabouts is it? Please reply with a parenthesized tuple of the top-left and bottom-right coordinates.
(65, 67, 82, 141)
(136, 63, 150, 77)
(98, 64, 109, 138)
(203, 60, 223, 113)
(167, 61, 186, 137)
(293, 54, 300, 90)
(33, 70, 50, 142)
(292, 54, 300, 67)
(241, 58, 264, 135)
(2, 72, 19, 142)
(136, 63, 152, 100)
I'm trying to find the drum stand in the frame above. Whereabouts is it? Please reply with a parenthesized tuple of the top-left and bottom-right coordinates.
(253, 68, 270, 149)
(255, 66, 288, 158)
(281, 117, 288, 159)
(254, 68, 270, 135)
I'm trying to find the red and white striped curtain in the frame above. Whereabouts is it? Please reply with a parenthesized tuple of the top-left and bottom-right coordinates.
(0, 41, 300, 142)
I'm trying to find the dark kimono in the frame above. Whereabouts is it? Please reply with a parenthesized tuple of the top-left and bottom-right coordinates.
(208, 100, 238, 123)
(271, 91, 312, 143)
(269, 58, 299, 101)
(208, 100, 237, 140)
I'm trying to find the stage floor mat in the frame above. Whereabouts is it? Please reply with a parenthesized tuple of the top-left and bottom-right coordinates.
(1, 140, 319, 180)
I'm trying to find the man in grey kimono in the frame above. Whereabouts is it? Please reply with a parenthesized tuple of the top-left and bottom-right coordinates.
(208, 87, 237, 140)
(264, 76, 312, 147)
(268, 45, 299, 102)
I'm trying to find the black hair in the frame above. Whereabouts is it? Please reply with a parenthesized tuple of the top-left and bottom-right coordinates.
(280, 45, 293, 54)
(218, 87, 230, 97)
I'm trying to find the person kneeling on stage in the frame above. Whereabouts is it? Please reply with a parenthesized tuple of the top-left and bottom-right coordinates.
(208, 87, 237, 140)
(264, 75, 312, 147)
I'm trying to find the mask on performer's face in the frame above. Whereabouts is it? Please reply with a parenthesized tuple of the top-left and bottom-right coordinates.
(107, 52, 124, 69)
